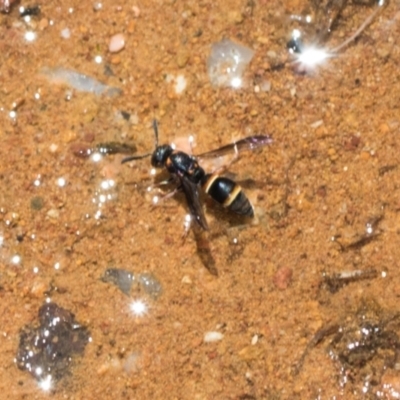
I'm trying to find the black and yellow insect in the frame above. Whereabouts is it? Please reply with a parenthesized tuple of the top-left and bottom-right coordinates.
(122, 120, 272, 230)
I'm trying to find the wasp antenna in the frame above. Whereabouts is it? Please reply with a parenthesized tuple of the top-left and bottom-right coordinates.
(152, 119, 159, 148)
(121, 153, 152, 164)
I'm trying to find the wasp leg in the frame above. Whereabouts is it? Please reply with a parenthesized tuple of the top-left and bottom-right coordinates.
(151, 186, 182, 206)
(147, 177, 175, 191)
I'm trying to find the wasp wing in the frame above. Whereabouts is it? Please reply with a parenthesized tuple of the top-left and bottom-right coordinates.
(197, 135, 272, 159)
(179, 175, 209, 230)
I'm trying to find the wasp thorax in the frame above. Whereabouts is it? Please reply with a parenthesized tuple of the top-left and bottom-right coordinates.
(151, 145, 173, 168)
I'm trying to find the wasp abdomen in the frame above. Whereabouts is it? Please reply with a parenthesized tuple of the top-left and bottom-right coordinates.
(202, 174, 254, 217)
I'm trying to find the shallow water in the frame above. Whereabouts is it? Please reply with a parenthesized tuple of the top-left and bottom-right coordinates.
(1, 0, 400, 398)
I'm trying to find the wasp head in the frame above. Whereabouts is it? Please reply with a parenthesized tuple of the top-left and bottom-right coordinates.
(151, 145, 173, 168)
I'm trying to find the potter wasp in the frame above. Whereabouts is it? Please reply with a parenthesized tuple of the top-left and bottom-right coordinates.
(122, 120, 272, 230)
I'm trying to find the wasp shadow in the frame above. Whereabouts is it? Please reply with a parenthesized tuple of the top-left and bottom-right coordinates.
(192, 227, 218, 276)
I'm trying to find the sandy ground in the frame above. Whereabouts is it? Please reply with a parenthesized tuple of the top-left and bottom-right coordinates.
(1, 0, 400, 398)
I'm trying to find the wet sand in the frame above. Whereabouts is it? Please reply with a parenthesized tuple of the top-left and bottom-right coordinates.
(1, 0, 400, 398)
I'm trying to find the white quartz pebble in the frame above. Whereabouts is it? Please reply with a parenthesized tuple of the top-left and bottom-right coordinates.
(204, 331, 224, 343)
(109, 33, 125, 53)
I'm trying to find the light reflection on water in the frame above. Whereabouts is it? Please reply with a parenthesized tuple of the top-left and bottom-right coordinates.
(11, 254, 21, 265)
(129, 299, 149, 317)
(91, 178, 117, 220)
(37, 374, 53, 392)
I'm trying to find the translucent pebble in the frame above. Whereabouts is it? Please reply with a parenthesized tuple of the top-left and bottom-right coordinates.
(102, 269, 163, 299)
(207, 38, 255, 88)
(41, 67, 122, 96)
(109, 33, 125, 53)
(102, 268, 135, 295)
(137, 273, 162, 299)
(204, 331, 224, 343)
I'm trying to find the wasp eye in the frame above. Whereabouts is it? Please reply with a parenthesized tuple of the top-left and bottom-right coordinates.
(151, 145, 173, 168)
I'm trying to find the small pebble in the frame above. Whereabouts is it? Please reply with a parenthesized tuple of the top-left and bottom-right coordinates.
(174, 75, 187, 94)
(127, 20, 135, 34)
(181, 275, 192, 284)
(49, 143, 58, 153)
(273, 266, 293, 290)
(93, 2, 102, 11)
(376, 45, 391, 59)
(238, 345, 263, 361)
(343, 135, 361, 151)
(110, 55, 121, 65)
(132, 5, 140, 17)
(47, 209, 60, 219)
(257, 36, 269, 44)
(310, 120, 323, 129)
(109, 33, 125, 53)
(176, 49, 189, 68)
(228, 10, 243, 24)
(204, 331, 224, 343)
(60, 28, 71, 39)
